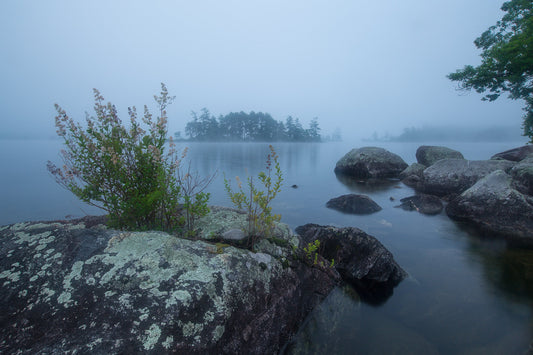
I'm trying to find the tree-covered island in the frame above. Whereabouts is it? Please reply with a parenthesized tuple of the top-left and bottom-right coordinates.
(179, 108, 322, 142)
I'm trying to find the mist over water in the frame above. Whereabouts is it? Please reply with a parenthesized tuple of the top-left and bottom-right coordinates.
(1, 138, 532, 353)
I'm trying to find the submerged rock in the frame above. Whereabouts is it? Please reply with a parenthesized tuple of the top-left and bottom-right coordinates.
(416, 145, 464, 166)
(397, 194, 443, 215)
(326, 194, 382, 214)
(417, 159, 515, 197)
(446, 170, 533, 248)
(295, 224, 407, 305)
(0, 210, 337, 354)
(334, 147, 408, 179)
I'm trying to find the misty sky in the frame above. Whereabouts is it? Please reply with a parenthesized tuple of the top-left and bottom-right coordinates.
(0, 0, 525, 140)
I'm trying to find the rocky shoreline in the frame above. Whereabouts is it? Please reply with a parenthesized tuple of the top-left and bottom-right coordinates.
(333, 144, 533, 248)
(0, 208, 405, 354)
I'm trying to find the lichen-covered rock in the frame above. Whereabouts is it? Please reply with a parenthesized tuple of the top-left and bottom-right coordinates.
(326, 194, 382, 214)
(446, 170, 533, 248)
(295, 224, 407, 305)
(491, 145, 533, 162)
(417, 159, 515, 197)
(334, 147, 408, 179)
(416, 145, 464, 166)
(396, 194, 443, 215)
(0, 211, 337, 354)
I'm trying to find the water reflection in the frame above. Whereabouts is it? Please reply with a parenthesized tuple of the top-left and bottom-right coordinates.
(335, 172, 402, 193)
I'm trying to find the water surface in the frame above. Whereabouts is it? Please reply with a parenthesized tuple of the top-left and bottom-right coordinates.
(1, 139, 532, 353)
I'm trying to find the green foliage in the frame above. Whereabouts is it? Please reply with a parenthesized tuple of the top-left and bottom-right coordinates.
(447, 0, 533, 140)
(224, 145, 283, 248)
(48, 83, 212, 233)
(184, 110, 321, 142)
(303, 240, 321, 265)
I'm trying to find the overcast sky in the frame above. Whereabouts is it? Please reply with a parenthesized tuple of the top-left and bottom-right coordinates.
(0, 0, 524, 140)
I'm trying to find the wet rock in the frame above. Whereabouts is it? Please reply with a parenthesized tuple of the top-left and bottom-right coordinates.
(416, 145, 464, 166)
(491, 145, 533, 162)
(400, 163, 426, 187)
(417, 159, 515, 197)
(0, 209, 338, 354)
(446, 170, 533, 248)
(510, 157, 533, 196)
(400, 163, 426, 180)
(397, 194, 443, 215)
(334, 147, 408, 179)
(295, 224, 407, 305)
(326, 194, 382, 214)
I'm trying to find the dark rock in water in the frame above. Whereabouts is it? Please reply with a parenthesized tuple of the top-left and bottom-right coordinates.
(295, 224, 407, 305)
(399, 163, 426, 180)
(417, 159, 515, 197)
(334, 147, 408, 179)
(0, 209, 338, 354)
(326, 194, 382, 214)
(416, 145, 464, 166)
(510, 157, 533, 196)
(400, 163, 426, 187)
(397, 194, 443, 215)
(491, 145, 533, 162)
(446, 170, 533, 248)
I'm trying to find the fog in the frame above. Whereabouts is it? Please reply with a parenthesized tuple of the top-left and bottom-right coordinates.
(0, 1, 525, 141)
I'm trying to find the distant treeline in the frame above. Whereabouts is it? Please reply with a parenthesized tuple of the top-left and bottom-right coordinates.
(179, 108, 321, 142)
(372, 125, 523, 142)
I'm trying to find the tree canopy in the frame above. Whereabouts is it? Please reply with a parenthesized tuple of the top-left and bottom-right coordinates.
(183, 109, 321, 142)
(447, 0, 533, 139)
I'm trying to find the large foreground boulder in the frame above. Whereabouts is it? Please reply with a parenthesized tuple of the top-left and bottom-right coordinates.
(446, 170, 533, 248)
(334, 147, 408, 179)
(295, 224, 407, 305)
(0, 211, 337, 354)
(326, 194, 382, 214)
(416, 145, 464, 166)
(417, 159, 515, 197)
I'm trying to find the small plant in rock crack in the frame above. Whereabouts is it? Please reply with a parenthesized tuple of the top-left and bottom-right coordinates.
(224, 145, 283, 249)
(304, 240, 321, 265)
(303, 239, 335, 268)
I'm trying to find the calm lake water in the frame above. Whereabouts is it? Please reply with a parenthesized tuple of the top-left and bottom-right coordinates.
(1, 138, 533, 353)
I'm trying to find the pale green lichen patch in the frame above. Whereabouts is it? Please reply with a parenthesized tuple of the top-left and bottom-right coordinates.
(142, 324, 161, 350)
(0, 270, 21, 284)
(162, 335, 174, 349)
(212, 325, 225, 342)
(57, 260, 84, 307)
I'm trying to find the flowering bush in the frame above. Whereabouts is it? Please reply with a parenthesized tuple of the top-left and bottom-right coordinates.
(48, 84, 210, 232)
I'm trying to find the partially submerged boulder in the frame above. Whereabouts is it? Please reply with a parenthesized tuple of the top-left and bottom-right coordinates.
(400, 163, 427, 187)
(491, 145, 533, 162)
(446, 170, 533, 248)
(326, 194, 382, 214)
(295, 224, 407, 305)
(416, 145, 464, 166)
(397, 194, 443, 215)
(334, 147, 408, 179)
(0, 210, 337, 354)
(417, 159, 515, 197)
